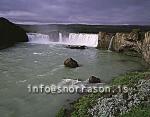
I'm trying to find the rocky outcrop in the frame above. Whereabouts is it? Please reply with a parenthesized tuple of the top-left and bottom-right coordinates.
(112, 32, 140, 53)
(97, 32, 114, 49)
(64, 58, 79, 68)
(110, 30, 144, 57)
(142, 32, 150, 64)
(97, 30, 150, 64)
(88, 76, 101, 83)
(0, 17, 28, 49)
(113, 33, 128, 52)
(112, 31, 150, 64)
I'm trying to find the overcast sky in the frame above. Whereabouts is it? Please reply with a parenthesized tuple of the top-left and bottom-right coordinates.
(0, 0, 150, 24)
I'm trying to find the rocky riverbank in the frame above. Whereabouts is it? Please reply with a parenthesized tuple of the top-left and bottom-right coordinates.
(56, 70, 150, 117)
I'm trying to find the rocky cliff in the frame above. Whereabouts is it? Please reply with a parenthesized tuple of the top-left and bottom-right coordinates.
(142, 32, 150, 64)
(112, 31, 142, 54)
(97, 30, 150, 64)
(97, 32, 114, 49)
(0, 17, 28, 49)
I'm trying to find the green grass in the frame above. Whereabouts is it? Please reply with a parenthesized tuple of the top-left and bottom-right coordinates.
(120, 104, 150, 117)
(112, 71, 150, 87)
(71, 93, 102, 117)
(56, 93, 102, 117)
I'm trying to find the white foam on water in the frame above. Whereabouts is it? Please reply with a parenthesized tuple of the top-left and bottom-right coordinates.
(33, 52, 43, 55)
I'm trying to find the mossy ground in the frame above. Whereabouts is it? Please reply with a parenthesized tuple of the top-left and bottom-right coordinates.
(56, 70, 150, 117)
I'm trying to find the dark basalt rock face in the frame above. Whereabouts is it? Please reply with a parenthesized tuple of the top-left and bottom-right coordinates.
(89, 76, 101, 83)
(66, 45, 86, 49)
(64, 58, 79, 68)
(0, 17, 28, 49)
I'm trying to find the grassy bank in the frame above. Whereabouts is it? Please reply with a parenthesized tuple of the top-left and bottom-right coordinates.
(121, 104, 150, 117)
(56, 70, 150, 117)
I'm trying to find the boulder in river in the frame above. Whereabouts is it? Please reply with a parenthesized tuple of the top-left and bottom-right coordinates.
(0, 17, 28, 49)
(64, 58, 79, 68)
(88, 76, 101, 83)
(66, 45, 86, 49)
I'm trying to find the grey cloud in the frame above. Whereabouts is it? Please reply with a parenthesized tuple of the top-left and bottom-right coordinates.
(0, 0, 150, 24)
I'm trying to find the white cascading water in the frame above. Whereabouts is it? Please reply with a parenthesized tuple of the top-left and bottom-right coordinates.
(59, 33, 63, 42)
(67, 33, 98, 47)
(108, 36, 114, 51)
(27, 33, 51, 44)
(27, 33, 98, 47)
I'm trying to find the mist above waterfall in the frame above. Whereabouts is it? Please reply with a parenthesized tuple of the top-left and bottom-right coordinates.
(27, 32, 98, 47)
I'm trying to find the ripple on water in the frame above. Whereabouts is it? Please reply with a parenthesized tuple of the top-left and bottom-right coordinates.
(49, 65, 64, 75)
(35, 65, 64, 78)
(16, 80, 27, 84)
(33, 52, 43, 55)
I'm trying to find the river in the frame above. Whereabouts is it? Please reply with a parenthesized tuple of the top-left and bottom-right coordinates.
(0, 41, 144, 117)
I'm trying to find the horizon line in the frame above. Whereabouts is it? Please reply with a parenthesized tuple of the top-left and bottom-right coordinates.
(14, 21, 150, 26)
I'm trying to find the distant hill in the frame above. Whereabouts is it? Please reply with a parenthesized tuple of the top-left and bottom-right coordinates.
(18, 24, 150, 34)
(0, 17, 28, 49)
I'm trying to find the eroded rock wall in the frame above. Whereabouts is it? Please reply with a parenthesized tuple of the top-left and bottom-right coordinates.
(112, 31, 150, 64)
(97, 32, 114, 49)
(142, 32, 150, 64)
(112, 32, 140, 53)
(97, 31, 150, 64)
(113, 33, 129, 52)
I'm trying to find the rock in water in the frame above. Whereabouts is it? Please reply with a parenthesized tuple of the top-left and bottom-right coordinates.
(89, 76, 101, 83)
(64, 58, 79, 68)
(66, 45, 86, 49)
(0, 17, 28, 49)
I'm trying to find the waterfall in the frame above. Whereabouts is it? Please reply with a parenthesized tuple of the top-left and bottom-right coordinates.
(67, 33, 98, 47)
(59, 33, 63, 42)
(108, 36, 114, 50)
(27, 33, 98, 47)
(27, 33, 51, 44)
